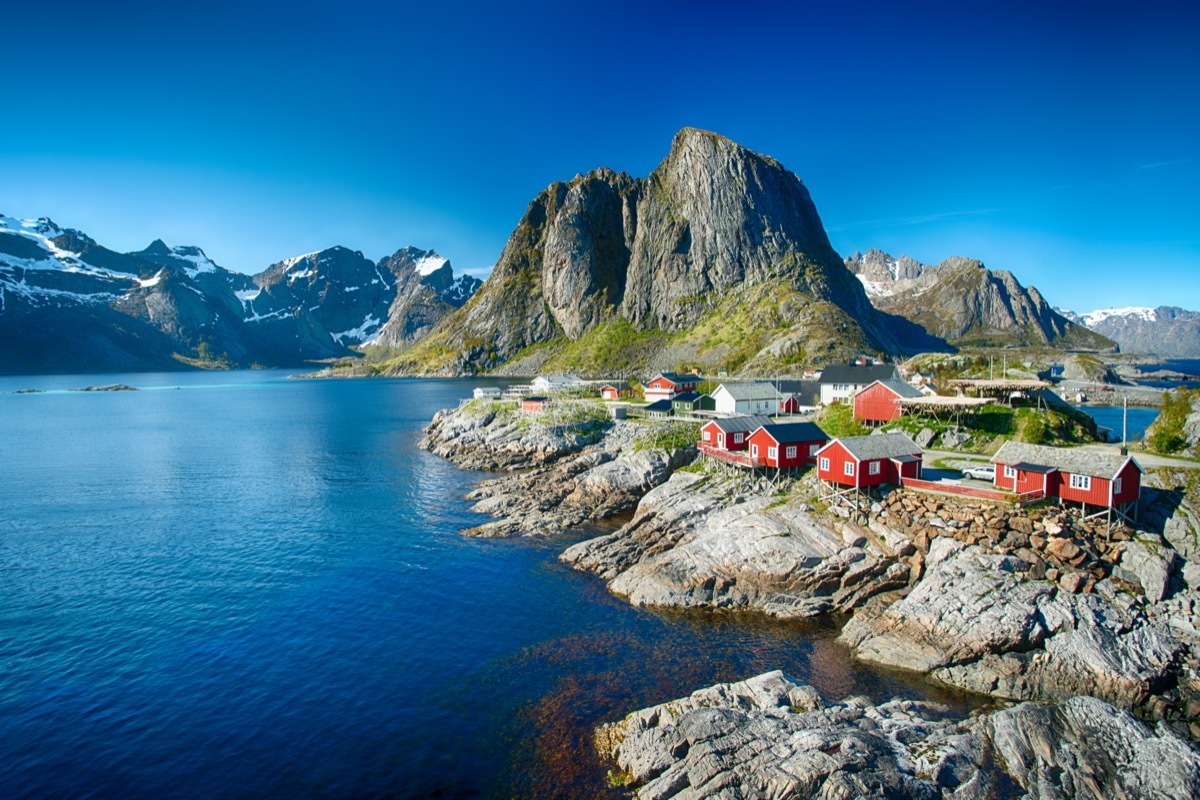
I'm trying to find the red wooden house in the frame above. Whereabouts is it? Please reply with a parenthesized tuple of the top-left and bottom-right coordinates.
(816, 432, 923, 493)
(990, 441, 1142, 522)
(644, 371, 701, 402)
(748, 422, 829, 468)
(600, 384, 630, 400)
(853, 379, 923, 424)
(522, 396, 552, 412)
(699, 415, 773, 452)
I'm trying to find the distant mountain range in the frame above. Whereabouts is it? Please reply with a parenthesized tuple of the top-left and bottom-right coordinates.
(12, 128, 1187, 377)
(1058, 306, 1200, 358)
(845, 249, 1111, 350)
(0, 215, 479, 373)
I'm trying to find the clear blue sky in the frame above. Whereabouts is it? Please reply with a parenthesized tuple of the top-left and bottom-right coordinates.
(2, 0, 1197, 312)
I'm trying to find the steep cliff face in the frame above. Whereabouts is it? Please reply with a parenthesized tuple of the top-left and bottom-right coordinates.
(390, 128, 899, 374)
(1061, 306, 1200, 358)
(846, 250, 1113, 349)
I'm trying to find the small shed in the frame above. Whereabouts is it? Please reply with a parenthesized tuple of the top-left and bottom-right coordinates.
(600, 384, 630, 400)
(853, 379, 924, 424)
(473, 387, 502, 400)
(816, 432, 923, 494)
(748, 422, 829, 469)
(522, 396, 552, 412)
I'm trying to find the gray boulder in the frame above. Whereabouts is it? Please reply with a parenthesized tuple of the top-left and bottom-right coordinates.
(1116, 538, 1179, 602)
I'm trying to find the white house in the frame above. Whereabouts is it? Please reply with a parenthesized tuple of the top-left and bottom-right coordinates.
(817, 364, 899, 406)
(531, 374, 583, 393)
(473, 387, 502, 400)
(711, 382, 780, 416)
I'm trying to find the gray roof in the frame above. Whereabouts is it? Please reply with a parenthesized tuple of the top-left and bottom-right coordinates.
(990, 441, 1140, 479)
(708, 415, 773, 434)
(716, 382, 781, 401)
(830, 432, 922, 460)
(755, 422, 829, 444)
(873, 379, 923, 399)
(819, 364, 898, 386)
(773, 379, 821, 405)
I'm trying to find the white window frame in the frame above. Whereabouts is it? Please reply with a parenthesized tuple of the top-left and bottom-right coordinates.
(844, 461, 855, 476)
(869, 461, 881, 475)
(734, 432, 743, 443)
(1004, 465, 1016, 479)
(809, 444, 820, 456)
(768, 446, 778, 459)
(703, 430, 711, 441)
(785, 446, 796, 459)
(819, 457, 830, 471)
(1070, 474, 1091, 491)
(751, 444, 759, 457)
(1113, 476, 1122, 495)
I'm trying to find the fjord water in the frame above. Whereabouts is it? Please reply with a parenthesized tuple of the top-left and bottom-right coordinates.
(0, 372, 970, 798)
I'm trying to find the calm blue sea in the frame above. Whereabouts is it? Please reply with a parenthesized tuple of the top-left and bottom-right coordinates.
(0, 371, 974, 798)
(1133, 359, 1200, 389)
(1071, 405, 1160, 443)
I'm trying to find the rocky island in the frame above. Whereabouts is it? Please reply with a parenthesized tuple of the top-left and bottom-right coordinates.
(422, 398, 1200, 797)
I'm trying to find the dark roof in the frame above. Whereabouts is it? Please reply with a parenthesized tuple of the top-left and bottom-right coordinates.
(707, 415, 773, 434)
(1012, 461, 1057, 474)
(524, 396, 550, 402)
(828, 432, 922, 460)
(643, 399, 674, 412)
(755, 422, 829, 444)
(891, 454, 922, 464)
(672, 391, 702, 403)
(991, 441, 1140, 479)
(652, 371, 701, 384)
(818, 364, 898, 386)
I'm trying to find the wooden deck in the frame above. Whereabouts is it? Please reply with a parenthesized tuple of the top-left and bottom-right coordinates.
(698, 442, 763, 469)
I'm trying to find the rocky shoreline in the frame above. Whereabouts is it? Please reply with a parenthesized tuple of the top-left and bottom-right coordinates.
(421, 401, 1200, 797)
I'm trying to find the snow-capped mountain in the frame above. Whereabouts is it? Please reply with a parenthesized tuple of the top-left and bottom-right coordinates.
(0, 214, 481, 373)
(1059, 306, 1200, 357)
(844, 249, 1111, 349)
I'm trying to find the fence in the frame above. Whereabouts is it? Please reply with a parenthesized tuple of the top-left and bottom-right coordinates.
(900, 477, 1044, 505)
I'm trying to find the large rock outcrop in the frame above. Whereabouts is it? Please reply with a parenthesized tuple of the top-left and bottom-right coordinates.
(841, 538, 1181, 708)
(386, 128, 900, 375)
(599, 670, 1200, 800)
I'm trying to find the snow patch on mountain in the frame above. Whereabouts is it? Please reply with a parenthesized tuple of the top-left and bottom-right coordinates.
(414, 254, 448, 276)
(855, 273, 894, 298)
(1080, 307, 1158, 326)
(332, 314, 382, 344)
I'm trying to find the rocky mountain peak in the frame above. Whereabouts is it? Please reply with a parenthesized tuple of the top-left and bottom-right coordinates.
(143, 239, 172, 256)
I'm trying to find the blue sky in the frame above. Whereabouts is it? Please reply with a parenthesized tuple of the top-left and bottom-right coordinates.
(1, 0, 1197, 312)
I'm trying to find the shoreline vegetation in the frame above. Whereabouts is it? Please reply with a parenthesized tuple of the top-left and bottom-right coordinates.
(421, 395, 1200, 797)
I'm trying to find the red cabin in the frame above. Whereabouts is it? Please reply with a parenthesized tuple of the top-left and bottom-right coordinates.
(853, 379, 923, 424)
(600, 384, 630, 400)
(522, 396, 552, 412)
(699, 415, 772, 452)
(991, 442, 1142, 514)
(644, 371, 701, 402)
(748, 422, 829, 468)
(816, 432, 923, 489)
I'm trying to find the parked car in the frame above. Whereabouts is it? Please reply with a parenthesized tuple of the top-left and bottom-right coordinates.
(962, 465, 995, 481)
